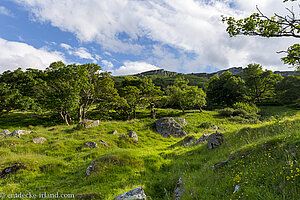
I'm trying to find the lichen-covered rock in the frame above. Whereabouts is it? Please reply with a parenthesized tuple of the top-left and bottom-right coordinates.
(194, 133, 208, 145)
(115, 186, 146, 200)
(155, 117, 187, 138)
(126, 131, 138, 143)
(10, 130, 32, 138)
(32, 137, 47, 144)
(84, 142, 98, 148)
(181, 135, 195, 147)
(207, 131, 224, 149)
(0, 163, 26, 179)
(77, 120, 100, 129)
(177, 118, 187, 126)
(86, 161, 95, 176)
(0, 130, 11, 137)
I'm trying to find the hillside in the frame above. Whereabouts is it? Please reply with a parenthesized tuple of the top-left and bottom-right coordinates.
(0, 106, 299, 199)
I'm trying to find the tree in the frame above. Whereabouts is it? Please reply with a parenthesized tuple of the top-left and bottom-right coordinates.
(243, 64, 283, 103)
(118, 85, 141, 120)
(276, 75, 300, 106)
(207, 71, 248, 107)
(222, 0, 300, 69)
(167, 77, 206, 113)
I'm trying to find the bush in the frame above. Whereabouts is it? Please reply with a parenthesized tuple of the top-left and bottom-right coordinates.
(233, 102, 259, 114)
(218, 108, 235, 117)
(199, 122, 214, 129)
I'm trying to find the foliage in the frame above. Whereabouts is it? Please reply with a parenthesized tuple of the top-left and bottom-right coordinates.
(207, 71, 248, 107)
(243, 64, 283, 103)
(276, 75, 300, 107)
(222, 0, 300, 70)
(233, 102, 260, 114)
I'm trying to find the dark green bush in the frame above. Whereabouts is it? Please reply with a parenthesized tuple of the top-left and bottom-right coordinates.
(218, 108, 235, 117)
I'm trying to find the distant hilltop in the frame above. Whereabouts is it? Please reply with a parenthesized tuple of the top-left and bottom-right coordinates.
(135, 67, 295, 78)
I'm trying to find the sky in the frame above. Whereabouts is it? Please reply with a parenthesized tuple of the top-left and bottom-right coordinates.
(0, 0, 298, 75)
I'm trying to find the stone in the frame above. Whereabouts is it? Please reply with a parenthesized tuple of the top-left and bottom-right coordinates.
(181, 135, 195, 147)
(194, 133, 208, 145)
(86, 161, 95, 176)
(109, 130, 118, 135)
(207, 131, 224, 149)
(211, 125, 218, 130)
(84, 142, 98, 148)
(155, 117, 187, 138)
(126, 131, 138, 143)
(0, 163, 26, 179)
(115, 186, 146, 200)
(10, 130, 32, 138)
(212, 160, 229, 170)
(177, 118, 187, 126)
(77, 120, 100, 129)
(174, 177, 183, 200)
(99, 139, 108, 147)
(0, 130, 11, 137)
(32, 137, 47, 144)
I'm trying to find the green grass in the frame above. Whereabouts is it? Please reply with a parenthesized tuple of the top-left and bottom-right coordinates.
(0, 106, 299, 199)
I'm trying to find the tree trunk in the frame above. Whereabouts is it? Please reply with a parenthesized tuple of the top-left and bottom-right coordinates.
(78, 104, 83, 122)
(150, 103, 156, 119)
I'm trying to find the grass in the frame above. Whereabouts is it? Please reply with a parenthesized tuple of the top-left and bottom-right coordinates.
(0, 106, 299, 199)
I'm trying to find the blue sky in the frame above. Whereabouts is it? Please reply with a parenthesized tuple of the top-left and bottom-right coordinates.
(0, 0, 298, 75)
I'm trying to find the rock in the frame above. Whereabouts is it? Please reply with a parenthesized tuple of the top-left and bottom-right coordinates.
(174, 177, 183, 200)
(10, 130, 32, 138)
(108, 130, 118, 135)
(211, 125, 218, 130)
(86, 161, 95, 176)
(0, 163, 26, 179)
(99, 139, 108, 147)
(126, 131, 138, 143)
(48, 128, 57, 131)
(115, 186, 146, 200)
(182, 135, 195, 147)
(32, 137, 47, 144)
(78, 120, 100, 129)
(155, 117, 187, 138)
(207, 131, 224, 149)
(177, 118, 187, 126)
(0, 130, 11, 137)
(194, 133, 208, 145)
(212, 160, 229, 170)
(84, 142, 98, 148)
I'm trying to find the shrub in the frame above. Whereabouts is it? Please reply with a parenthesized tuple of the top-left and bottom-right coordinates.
(218, 108, 235, 117)
(233, 102, 259, 114)
(199, 122, 214, 129)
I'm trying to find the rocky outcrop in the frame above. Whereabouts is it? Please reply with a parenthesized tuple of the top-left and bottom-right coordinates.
(84, 142, 98, 148)
(126, 131, 138, 143)
(32, 137, 47, 144)
(10, 130, 32, 138)
(115, 186, 146, 200)
(155, 117, 187, 138)
(177, 118, 187, 126)
(206, 131, 224, 149)
(0, 163, 26, 179)
(77, 120, 100, 129)
(0, 130, 11, 137)
(181, 136, 195, 147)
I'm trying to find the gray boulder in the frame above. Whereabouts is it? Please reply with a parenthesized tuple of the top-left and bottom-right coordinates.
(84, 142, 98, 148)
(194, 133, 208, 145)
(126, 131, 138, 143)
(78, 120, 100, 129)
(10, 130, 32, 138)
(32, 137, 47, 144)
(155, 117, 187, 138)
(0, 130, 11, 137)
(86, 161, 95, 176)
(182, 135, 195, 147)
(108, 130, 118, 135)
(177, 118, 187, 126)
(207, 131, 224, 149)
(115, 186, 146, 200)
(0, 163, 26, 179)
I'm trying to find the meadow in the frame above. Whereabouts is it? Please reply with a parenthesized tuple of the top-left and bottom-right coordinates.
(0, 106, 299, 199)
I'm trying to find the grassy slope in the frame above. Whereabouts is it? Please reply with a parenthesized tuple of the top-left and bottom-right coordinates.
(0, 107, 299, 199)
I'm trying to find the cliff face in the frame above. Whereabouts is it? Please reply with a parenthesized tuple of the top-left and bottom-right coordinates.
(134, 67, 295, 78)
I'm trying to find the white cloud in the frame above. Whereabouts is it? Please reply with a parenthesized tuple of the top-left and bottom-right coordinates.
(101, 60, 114, 71)
(14, 0, 299, 72)
(71, 47, 96, 62)
(0, 6, 15, 17)
(113, 61, 160, 76)
(0, 38, 65, 73)
(60, 43, 72, 50)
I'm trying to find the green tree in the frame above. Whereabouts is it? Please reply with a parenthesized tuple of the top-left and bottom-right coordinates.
(118, 85, 141, 120)
(243, 64, 283, 103)
(222, 0, 300, 70)
(167, 77, 206, 113)
(276, 75, 300, 107)
(207, 71, 247, 107)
